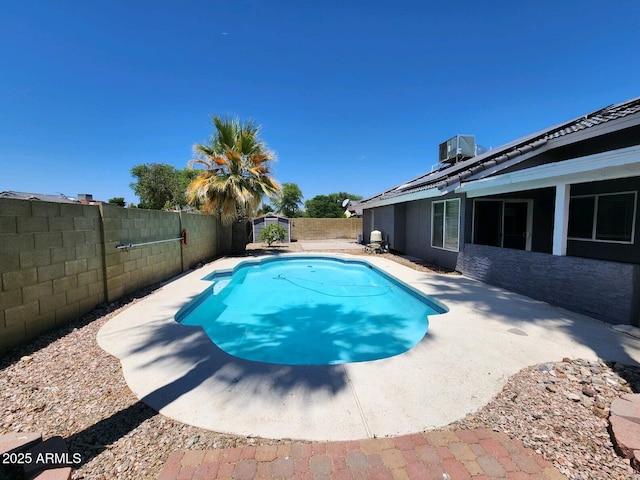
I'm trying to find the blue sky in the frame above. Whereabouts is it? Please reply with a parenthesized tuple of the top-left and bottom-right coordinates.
(1, 1, 639, 206)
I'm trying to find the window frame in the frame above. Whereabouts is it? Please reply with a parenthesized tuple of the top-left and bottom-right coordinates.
(471, 198, 533, 251)
(567, 191, 637, 244)
(431, 198, 460, 252)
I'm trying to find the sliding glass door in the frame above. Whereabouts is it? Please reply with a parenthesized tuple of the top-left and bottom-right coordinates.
(473, 199, 532, 250)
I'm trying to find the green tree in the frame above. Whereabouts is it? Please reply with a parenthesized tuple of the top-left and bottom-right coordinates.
(259, 224, 287, 246)
(271, 182, 303, 217)
(108, 197, 126, 207)
(257, 203, 274, 216)
(304, 192, 362, 218)
(187, 116, 280, 225)
(130, 163, 198, 210)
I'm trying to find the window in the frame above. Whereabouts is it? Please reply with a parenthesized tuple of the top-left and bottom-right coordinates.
(432, 199, 460, 251)
(568, 192, 636, 243)
(472, 199, 533, 251)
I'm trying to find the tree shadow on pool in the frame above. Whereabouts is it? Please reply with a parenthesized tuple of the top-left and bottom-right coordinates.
(233, 303, 427, 365)
(112, 297, 434, 401)
(66, 299, 437, 468)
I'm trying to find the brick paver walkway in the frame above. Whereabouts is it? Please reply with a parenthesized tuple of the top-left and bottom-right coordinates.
(157, 429, 567, 479)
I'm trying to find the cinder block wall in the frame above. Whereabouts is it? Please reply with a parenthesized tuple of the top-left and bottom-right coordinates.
(290, 218, 362, 241)
(0, 199, 105, 354)
(457, 243, 640, 326)
(181, 212, 219, 270)
(101, 205, 183, 301)
(0, 199, 228, 355)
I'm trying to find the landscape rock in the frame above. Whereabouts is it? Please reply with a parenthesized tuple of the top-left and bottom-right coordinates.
(449, 357, 640, 480)
(609, 393, 640, 471)
(610, 415, 640, 459)
(564, 392, 582, 402)
(2, 259, 640, 480)
(610, 393, 640, 418)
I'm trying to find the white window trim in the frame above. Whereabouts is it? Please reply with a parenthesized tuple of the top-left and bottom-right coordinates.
(568, 191, 637, 244)
(431, 198, 460, 252)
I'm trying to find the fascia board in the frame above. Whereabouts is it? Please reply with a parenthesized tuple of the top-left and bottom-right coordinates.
(458, 145, 640, 198)
(360, 187, 443, 209)
(549, 114, 640, 148)
(463, 144, 552, 183)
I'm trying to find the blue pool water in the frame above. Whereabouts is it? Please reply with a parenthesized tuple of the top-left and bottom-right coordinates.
(177, 256, 447, 365)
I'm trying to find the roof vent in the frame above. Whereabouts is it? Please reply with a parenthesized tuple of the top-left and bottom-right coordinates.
(438, 135, 476, 165)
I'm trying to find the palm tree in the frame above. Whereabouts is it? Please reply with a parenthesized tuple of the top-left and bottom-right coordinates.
(187, 116, 280, 225)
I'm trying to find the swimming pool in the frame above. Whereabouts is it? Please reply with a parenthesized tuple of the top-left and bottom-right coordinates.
(177, 256, 447, 365)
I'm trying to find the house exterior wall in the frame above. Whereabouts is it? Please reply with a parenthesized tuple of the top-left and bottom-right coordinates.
(0, 198, 228, 355)
(364, 195, 465, 270)
(359, 101, 640, 325)
(362, 204, 406, 251)
(363, 181, 638, 323)
(457, 243, 640, 325)
(466, 188, 555, 254)
(393, 203, 407, 252)
(371, 205, 395, 245)
(403, 200, 464, 269)
(531, 189, 555, 254)
(567, 177, 640, 264)
(404, 199, 432, 258)
(362, 209, 373, 244)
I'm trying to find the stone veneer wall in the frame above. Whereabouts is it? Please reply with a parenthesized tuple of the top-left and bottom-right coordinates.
(289, 218, 362, 241)
(456, 243, 640, 326)
(0, 199, 226, 354)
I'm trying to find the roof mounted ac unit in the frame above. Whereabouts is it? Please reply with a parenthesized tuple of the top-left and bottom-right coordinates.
(438, 135, 475, 164)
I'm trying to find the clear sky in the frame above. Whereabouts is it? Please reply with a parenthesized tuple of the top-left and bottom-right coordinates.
(1, 1, 639, 206)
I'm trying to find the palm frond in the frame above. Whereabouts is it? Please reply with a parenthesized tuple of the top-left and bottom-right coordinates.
(186, 116, 280, 224)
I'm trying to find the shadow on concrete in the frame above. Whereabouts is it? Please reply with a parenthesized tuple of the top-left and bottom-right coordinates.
(26, 246, 634, 470)
(413, 272, 640, 369)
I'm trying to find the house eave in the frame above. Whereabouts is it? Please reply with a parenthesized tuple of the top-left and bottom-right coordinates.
(360, 187, 443, 209)
(360, 96, 640, 210)
(458, 145, 640, 198)
(549, 113, 640, 149)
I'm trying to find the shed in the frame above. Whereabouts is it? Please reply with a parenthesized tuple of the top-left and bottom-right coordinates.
(252, 214, 291, 243)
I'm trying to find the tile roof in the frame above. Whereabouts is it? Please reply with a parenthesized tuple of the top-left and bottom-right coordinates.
(363, 96, 640, 204)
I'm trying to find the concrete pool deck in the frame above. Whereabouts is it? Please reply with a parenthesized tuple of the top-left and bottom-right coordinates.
(97, 250, 640, 442)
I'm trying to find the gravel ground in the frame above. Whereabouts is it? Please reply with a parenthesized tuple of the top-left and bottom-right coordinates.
(1, 250, 639, 479)
(447, 358, 640, 479)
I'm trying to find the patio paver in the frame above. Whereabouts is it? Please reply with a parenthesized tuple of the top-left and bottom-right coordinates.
(158, 429, 566, 479)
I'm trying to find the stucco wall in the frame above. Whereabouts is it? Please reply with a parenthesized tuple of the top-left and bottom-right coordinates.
(369, 195, 465, 270)
(0, 199, 226, 354)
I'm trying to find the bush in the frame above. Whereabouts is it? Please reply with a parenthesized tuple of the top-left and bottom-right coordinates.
(259, 224, 287, 246)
